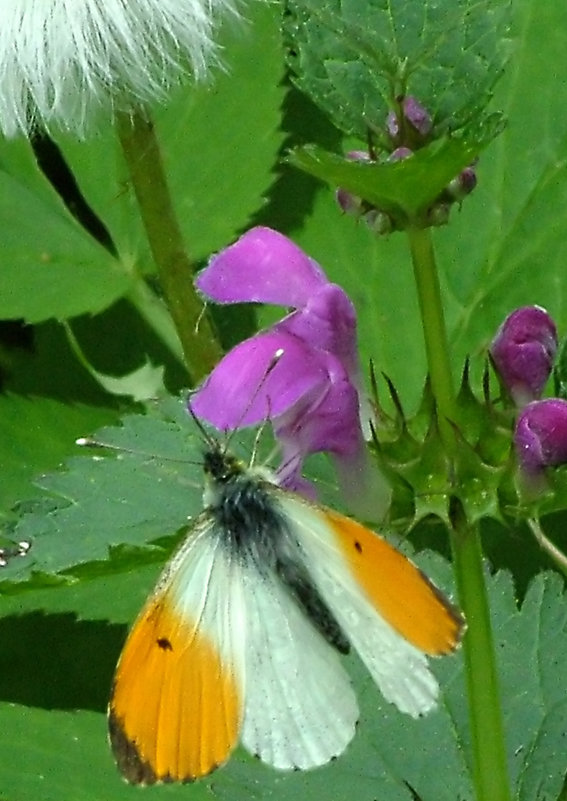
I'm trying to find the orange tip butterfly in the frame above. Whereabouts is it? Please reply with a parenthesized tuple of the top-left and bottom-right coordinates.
(108, 442, 464, 784)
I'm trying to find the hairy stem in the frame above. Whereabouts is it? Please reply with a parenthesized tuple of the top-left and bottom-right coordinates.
(407, 224, 511, 801)
(407, 225, 456, 452)
(451, 512, 511, 801)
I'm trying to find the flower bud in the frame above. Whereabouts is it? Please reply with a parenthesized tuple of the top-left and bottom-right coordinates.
(445, 166, 477, 202)
(388, 146, 413, 162)
(386, 96, 432, 141)
(515, 399, 567, 476)
(335, 150, 372, 216)
(490, 306, 558, 406)
(363, 209, 392, 235)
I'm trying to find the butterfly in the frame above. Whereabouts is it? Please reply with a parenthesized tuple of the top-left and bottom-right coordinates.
(108, 440, 464, 784)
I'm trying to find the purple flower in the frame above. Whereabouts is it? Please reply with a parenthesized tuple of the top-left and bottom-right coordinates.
(490, 306, 558, 407)
(515, 399, 567, 477)
(191, 227, 390, 514)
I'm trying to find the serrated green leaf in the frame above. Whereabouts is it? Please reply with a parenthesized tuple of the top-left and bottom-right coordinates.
(1, 396, 205, 587)
(65, 321, 167, 401)
(0, 138, 132, 322)
(289, 135, 486, 219)
(285, 0, 512, 140)
(0, 394, 117, 515)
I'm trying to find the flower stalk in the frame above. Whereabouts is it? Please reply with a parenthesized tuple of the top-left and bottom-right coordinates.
(406, 224, 512, 801)
(527, 518, 567, 577)
(450, 509, 511, 801)
(116, 108, 223, 381)
(406, 225, 456, 453)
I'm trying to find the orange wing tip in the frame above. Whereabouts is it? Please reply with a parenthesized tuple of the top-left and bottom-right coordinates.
(109, 710, 203, 785)
(325, 509, 466, 655)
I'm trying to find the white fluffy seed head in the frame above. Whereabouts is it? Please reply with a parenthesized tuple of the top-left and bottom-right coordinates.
(0, 0, 240, 137)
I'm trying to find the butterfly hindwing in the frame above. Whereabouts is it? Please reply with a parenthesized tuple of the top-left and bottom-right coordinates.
(240, 561, 359, 770)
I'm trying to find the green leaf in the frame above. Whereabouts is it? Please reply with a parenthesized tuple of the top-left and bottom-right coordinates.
(0, 138, 132, 322)
(0, 705, 212, 801)
(435, 0, 567, 364)
(285, 0, 512, 140)
(0, 394, 117, 516)
(64, 321, 167, 401)
(1, 396, 205, 588)
(288, 135, 487, 220)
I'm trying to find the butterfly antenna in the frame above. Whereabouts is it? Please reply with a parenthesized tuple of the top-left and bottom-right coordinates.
(249, 392, 276, 468)
(186, 390, 220, 451)
(76, 436, 202, 466)
(223, 347, 285, 455)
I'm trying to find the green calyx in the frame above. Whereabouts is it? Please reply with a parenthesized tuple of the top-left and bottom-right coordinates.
(370, 361, 519, 533)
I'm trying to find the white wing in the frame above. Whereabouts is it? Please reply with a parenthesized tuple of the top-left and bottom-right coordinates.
(240, 563, 359, 770)
(278, 497, 440, 718)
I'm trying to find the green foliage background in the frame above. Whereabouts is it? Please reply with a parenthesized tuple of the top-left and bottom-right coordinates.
(1, 1, 567, 799)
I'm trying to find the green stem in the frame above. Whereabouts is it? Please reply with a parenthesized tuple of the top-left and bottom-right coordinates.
(527, 517, 567, 578)
(451, 514, 511, 801)
(116, 108, 223, 382)
(406, 224, 511, 801)
(407, 226, 456, 452)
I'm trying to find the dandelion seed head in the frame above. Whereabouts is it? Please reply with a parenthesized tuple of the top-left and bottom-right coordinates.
(0, 0, 239, 136)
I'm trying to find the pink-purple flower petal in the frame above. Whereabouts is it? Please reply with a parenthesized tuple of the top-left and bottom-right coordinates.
(190, 330, 333, 430)
(196, 226, 328, 307)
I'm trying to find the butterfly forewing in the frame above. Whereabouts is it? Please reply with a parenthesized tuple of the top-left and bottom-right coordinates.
(109, 518, 246, 783)
(278, 496, 463, 717)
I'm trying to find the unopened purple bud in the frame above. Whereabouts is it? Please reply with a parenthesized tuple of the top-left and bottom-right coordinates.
(386, 110, 399, 139)
(446, 166, 477, 202)
(515, 399, 567, 476)
(335, 150, 372, 216)
(336, 187, 363, 215)
(490, 306, 558, 407)
(403, 97, 432, 137)
(345, 150, 371, 163)
(388, 147, 413, 162)
(386, 96, 432, 140)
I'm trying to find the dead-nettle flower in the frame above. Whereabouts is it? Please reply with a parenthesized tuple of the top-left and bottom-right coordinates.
(335, 96, 477, 233)
(190, 226, 391, 519)
(0, 0, 239, 136)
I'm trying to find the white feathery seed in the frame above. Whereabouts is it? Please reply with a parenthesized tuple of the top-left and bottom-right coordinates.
(0, 0, 240, 136)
